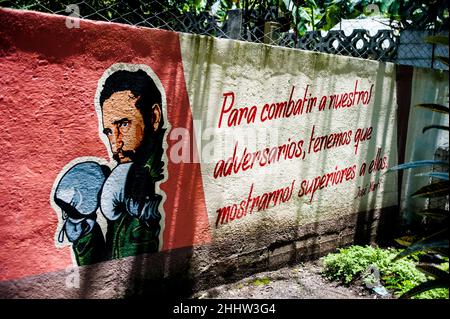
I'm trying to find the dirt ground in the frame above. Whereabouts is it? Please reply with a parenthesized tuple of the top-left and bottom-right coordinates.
(191, 260, 392, 299)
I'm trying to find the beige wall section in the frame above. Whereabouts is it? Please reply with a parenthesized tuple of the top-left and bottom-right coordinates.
(180, 33, 398, 250)
(401, 68, 449, 219)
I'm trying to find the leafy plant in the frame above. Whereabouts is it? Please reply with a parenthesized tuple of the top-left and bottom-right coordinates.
(321, 245, 449, 298)
(386, 34, 449, 299)
(2, 0, 448, 37)
(280, 0, 449, 35)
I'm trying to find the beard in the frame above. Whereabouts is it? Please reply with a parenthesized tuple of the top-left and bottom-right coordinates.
(120, 130, 165, 201)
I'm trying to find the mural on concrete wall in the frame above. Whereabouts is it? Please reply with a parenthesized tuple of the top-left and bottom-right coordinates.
(1, 9, 446, 287)
(52, 64, 169, 266)
(0, 7, 211, 281)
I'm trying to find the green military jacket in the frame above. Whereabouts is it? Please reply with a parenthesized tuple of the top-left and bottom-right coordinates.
(72, 213, 160, 266)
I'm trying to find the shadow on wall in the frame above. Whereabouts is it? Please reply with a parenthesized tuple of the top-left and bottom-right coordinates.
(123, 247, 196, 298)
(301, 54, 403, 249)
(79, 246, 197, 298)
(353, 62, 403, 246)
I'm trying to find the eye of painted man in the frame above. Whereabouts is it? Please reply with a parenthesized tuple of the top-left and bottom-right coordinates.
(118, 119, 130, 132)
(103, 128, 113, 136)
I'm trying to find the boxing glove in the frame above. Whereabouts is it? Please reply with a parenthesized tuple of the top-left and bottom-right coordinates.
(54, 161, 109, 242)
(100, 162, 162, 227)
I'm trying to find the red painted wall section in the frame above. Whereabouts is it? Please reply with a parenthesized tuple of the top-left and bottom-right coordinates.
(0, 8, 210, 281)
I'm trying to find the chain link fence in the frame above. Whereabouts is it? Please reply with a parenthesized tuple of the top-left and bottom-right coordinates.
(0, 0, 448, 69)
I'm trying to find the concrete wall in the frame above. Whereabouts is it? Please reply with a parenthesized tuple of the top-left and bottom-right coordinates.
(400, 68, 449, 222)
(0, 8, 447, 298)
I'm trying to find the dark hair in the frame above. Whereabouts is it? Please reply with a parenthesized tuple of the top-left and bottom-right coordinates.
(99, 68, 166, 202)
(99, 69, 164, 132)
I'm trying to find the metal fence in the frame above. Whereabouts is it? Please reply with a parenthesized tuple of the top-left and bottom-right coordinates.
(1, 0, 448, 69)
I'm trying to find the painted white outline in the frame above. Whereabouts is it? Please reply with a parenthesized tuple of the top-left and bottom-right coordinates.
(51, 63, 171, 262)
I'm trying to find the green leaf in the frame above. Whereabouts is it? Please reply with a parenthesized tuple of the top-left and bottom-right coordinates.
(416, 264, 450, 280)
(436, 56, 449, 67)
(428, 248, 449, 257)
(298, 7, 312, 22)
(323, 4, 340, 30)
(411, 181, 449, 198)
(379, 0, 395, 13)
(416, 209, 449, 220)
(416, 104, 450, 114)
(296, 23, 308, 35)
(282, 0, 290, 8)
(423, 125, 449, 134)
(387, 160, 448, 172)
(394, 229, 449, 261)
(307, 0, 319, 8)
(415, 172, 449, 181)
(425, 35, 449, 46)
(395, 235, 417, 247)
(400, 279, 449, 299)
